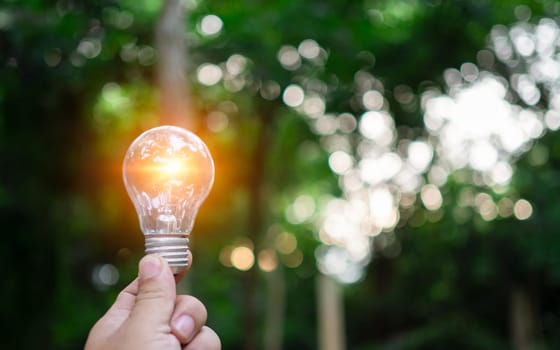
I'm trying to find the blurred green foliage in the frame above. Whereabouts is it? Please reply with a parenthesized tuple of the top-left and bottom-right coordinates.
(3, 0, 560, 349)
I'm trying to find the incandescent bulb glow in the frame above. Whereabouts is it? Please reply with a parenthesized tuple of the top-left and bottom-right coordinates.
(123, 125, 215, 274)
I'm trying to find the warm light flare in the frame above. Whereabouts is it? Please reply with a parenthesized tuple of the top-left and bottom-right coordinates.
(158, 158, 187, 176)
(128, 156, 211, 188)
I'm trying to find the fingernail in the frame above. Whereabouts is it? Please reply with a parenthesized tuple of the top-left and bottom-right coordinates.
(139, 255, 162, 280)
(173, 315, 195, 340)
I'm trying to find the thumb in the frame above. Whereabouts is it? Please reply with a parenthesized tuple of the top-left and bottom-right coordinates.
(127, 254, 176, 331)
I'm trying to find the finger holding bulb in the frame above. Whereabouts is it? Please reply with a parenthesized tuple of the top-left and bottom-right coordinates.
(85, 255, 221, 350)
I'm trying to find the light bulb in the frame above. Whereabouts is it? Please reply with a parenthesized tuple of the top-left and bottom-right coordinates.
(123, 125, 215, 274)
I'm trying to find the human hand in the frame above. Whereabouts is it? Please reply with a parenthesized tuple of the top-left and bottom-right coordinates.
(85, 254, 221, 350)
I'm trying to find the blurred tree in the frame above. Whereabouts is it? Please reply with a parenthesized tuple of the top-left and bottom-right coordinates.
(155, 0, 192, 128)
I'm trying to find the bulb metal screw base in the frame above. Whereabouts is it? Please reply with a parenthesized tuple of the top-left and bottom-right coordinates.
(145, 234, 190, 275)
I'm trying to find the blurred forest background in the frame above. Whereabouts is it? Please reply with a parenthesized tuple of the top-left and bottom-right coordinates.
(3, 0, 560, 349)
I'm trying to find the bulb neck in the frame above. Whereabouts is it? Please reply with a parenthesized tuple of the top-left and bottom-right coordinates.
(144, 233, 190, 275)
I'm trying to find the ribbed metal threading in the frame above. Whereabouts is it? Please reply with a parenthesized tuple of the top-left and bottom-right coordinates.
(145, 234, 190, 274)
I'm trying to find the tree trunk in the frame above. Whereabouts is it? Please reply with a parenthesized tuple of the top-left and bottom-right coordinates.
(317, 274, 346, 350)
(263, 265, 285, 350)
(243, 106, 273, 349)
(511, 287, 537, 350)
(155, 0, 193, 129)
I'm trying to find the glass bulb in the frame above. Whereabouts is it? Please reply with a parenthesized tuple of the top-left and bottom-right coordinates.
(123, 125, 215, 274)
